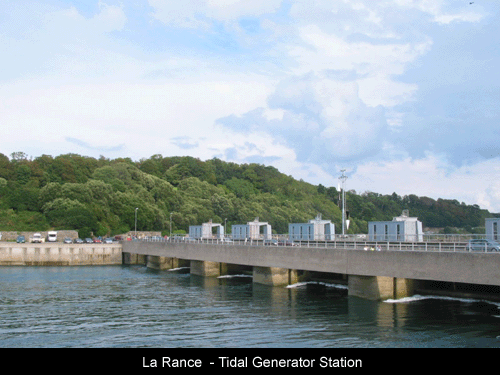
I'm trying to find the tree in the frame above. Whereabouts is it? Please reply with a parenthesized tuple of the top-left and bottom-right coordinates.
(0, 153, 13, 180)
(10, 152, 29, 163)
(15, 165, 31, 185)
(211, 193, 234, 219)
(224, 177, 256, 199)
(42, 198, 98, 236)
(0, 151, 495, 235)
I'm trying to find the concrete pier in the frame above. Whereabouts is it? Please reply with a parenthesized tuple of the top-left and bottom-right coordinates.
(122, 252, 147, 265)
(348, 275, 415, 300)
(189, 260, 253, 278)
(190, 260, 221, 277)
(253, 267, 300, 287)
(146, 255, 188, 270)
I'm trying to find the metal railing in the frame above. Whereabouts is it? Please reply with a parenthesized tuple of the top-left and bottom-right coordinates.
(136, 235, 500, 253)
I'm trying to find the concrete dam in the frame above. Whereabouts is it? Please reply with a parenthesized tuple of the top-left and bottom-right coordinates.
(2, 240, 499, 301)
(122, 240, 500, 301)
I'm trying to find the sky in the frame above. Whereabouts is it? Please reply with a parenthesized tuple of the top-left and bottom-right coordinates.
(1, 0, 500, 212)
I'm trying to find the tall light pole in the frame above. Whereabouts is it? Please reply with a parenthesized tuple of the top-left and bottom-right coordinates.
(170, 212, 173, 238)
(339, 170, 348, 236)
(135, 207, 138, 238)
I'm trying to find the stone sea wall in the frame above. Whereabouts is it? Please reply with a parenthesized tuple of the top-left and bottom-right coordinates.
(0, 243, 122, 266)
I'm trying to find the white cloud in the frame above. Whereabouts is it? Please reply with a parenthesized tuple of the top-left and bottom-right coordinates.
(148, 0, 282, 28)
(392, 0, 484, 24)
(93, 2, 127, 32)
(1, 0, 499, 214)
(288, 24, 431, 106)
(350, 153, 500, 212)
(0, 75, 273, 153)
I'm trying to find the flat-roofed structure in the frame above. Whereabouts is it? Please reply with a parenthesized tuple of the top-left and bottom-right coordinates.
(232, 218, 271, 240)
(486, 218, 500, 241)
(289, 214, 335, 241)
(189, 220, 224, 239)
(368, 210, 423, 242)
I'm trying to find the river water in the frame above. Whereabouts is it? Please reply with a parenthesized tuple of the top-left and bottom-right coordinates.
(1, 265, 500, 350)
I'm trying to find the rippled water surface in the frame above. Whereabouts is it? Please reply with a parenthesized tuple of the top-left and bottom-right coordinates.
(1, 265, 500, 348)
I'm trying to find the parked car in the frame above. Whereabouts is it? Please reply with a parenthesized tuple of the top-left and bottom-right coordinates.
(93, 238, 102, 243)
(85, 238, 93, 244)
(47, 231, 57, 242)
(278, 240, 298, 246)
(264, 239, 278, 246)
(466, 239, 500, 252)
(103, 238, 113, 244)
(63, 237, 72, 244)
(16, 235, 25, 243)
(74, 238, 84, 244)
(31, 233, 44, 243)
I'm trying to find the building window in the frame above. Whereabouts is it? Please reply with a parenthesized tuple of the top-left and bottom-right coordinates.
(494, 222, 498, 241)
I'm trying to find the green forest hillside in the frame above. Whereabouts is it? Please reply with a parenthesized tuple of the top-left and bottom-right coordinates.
(0, 152, 494, 238)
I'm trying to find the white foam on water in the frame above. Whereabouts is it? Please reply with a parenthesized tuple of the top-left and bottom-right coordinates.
(217, 274, 252, 279)
(286, 281, 348, 290)
(167, 267, 190, 272)
(384, 294, 500, 309)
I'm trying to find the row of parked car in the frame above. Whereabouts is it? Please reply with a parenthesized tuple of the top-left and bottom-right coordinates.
(66, 237, 116, 244)
(14, 236, 117, 244)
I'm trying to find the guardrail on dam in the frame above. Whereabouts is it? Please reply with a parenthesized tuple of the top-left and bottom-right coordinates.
(122, 241, 500, 301)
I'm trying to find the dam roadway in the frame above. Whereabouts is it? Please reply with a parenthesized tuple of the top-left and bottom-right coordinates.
(122, 240, 500, 301)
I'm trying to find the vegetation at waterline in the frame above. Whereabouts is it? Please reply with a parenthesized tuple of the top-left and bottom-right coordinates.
(0, 152, 494, 238)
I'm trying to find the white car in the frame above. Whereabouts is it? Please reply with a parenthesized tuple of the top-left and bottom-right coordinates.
(47, 231, 57, 242)
(467, 239, 500, 252)
(31, 233, 44, 243)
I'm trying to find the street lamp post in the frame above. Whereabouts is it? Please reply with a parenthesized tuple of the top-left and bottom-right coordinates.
(135, 207, 138, 238)
(339, 170, 348, 236)
(170, 212, 173, 238)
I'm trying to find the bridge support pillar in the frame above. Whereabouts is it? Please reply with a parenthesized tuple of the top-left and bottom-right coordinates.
(190, 260, 222, 277)
(122, 252, 146, 265)
(253, 266, 299, 287)
(348, 275, 415, 301)
(146, 255, 184, 270)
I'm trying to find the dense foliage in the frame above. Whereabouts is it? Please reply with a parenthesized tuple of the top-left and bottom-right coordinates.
(0, 152, 493, 237)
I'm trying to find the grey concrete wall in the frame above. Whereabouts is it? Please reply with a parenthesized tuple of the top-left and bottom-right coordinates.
(122, 241, 500, 287)
(0, 243, 122, 266)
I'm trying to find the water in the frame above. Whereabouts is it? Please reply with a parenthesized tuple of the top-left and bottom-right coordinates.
(1, 265, 500, 349)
